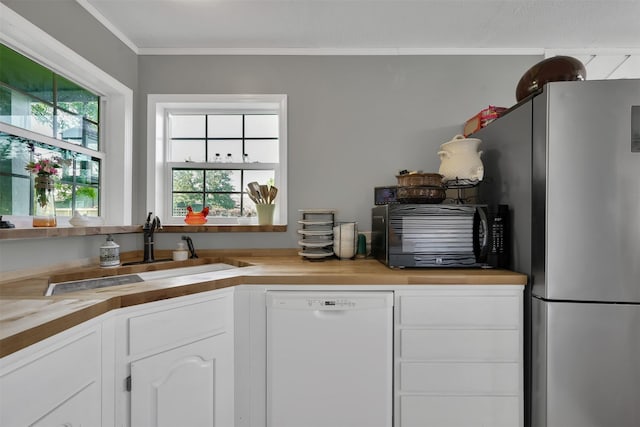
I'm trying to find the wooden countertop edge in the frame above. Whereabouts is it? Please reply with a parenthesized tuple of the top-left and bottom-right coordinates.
(0, 255, 527, 358)
(0, 298, 119, 358)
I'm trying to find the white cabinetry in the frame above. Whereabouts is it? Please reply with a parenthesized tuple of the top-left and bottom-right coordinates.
(395, 287, 523, 427)
(113, 288, 234, 427)
(0, 320, 102, 427)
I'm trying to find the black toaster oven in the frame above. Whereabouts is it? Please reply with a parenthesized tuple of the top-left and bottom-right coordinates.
(371, 204, 508, 268)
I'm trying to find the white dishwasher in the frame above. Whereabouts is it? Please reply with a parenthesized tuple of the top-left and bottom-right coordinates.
(266, 291, 393, 427)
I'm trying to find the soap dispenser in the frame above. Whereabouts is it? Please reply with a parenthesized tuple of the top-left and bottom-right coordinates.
(173, 241, 189, 261)
(100, 234, 120, 267)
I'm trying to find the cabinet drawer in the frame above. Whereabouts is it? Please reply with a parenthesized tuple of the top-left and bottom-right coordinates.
(401, 329, 520, 361)
(399, 295, 520, 327)
(400, 362, 520, 394)
(399, 395, 520, 427)
(0, 328, 100, 427)
(128, 295, 229, 356)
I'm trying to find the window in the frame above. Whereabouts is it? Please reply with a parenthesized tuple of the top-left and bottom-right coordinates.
(0, 44, 101, 217)
(148, 95, 287, 225)
(0, 4, 133, 225)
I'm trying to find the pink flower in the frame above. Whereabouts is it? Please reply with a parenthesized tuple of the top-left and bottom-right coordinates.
(25, 157, 69, 177)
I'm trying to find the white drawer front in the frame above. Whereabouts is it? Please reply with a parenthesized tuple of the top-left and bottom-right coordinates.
(400, 295, 520, 327)
(399, 395, 520, 427)
(401, 329, 520, 361)
(129, 295, 229, 356)
(400, 362, 520, 394)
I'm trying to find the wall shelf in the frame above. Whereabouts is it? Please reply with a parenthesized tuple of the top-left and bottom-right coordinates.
(0, 224, 287, 241)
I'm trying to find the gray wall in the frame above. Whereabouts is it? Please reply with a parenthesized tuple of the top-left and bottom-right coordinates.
(0, 1, 542, 272)
(138, 54, 538, 252)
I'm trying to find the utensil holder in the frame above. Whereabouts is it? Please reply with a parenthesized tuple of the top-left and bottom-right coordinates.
(256, 204, 275, 225)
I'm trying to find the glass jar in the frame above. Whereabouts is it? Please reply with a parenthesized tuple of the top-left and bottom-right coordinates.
(33, 175, 57, 227)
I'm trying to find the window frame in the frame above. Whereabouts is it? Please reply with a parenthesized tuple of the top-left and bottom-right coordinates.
(147, 94, 288, 225)
(0, 4, 133, 225)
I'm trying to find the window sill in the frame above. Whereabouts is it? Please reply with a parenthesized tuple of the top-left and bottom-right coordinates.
(162, 225, 287, 233)
(0, 224, 287, 240)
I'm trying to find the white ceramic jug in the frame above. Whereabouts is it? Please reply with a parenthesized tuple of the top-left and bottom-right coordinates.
(438, 134, 484, 183)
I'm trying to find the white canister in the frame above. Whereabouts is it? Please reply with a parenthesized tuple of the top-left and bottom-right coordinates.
(333, 222, 357, 259)
(437, 134, 484, 183)
(173, 241, 189, 261)
(100, 234, 120, 268)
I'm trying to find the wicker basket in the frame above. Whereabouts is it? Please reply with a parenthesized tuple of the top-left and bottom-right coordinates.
(396, 173, 445, 203)
(396, 173, 443, 187)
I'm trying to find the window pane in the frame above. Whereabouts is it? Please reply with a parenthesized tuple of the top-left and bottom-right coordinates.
(171, 139, 205, 162)
(244, 170, 275, 187)
(57, 109, 84, 145)
(0, 134, 30, 175)
(205, 170, 240, 192)
(0, 45, 54, 103)
(245, 139, 279, 163)
(242, 194, 258, 217)
(1, 88, 55, 137)
(173, 193, 204, 217)
(53, 183, 98, 217)
(56, 74, 100, 122)
(72, 155, 100, 186)
(172, 169, 204, 192)
(206, 140, 242, 163)
(206, 193, 240, 217)
(245, 114, 278, 138)
(0, 86, 45, 130)
(171, 115, 205, 138)
(207, 115, 242, 138)
(83, 119, 99, 151)
(74, 185, 99, 217)
(0, 175, 30, 215)
(30, 99, 55, 137)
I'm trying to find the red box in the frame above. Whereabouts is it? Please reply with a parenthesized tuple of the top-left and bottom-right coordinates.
(464, 105, 507, 136)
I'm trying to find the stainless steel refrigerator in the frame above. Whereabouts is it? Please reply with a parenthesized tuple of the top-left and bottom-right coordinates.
(476, 79, 640, 427)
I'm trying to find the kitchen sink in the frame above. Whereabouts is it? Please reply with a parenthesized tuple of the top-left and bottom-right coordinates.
(44, 262, 239, 296)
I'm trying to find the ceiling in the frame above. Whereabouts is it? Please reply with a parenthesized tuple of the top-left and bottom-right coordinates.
(78, 0, 640, 78)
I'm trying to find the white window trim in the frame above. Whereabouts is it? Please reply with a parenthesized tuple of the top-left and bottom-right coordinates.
(0, 4, 133, 225)
(147, 94, 288, 225)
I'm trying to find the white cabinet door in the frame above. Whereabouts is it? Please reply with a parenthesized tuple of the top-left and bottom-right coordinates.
(31, 381, 101, 427)
(124, 289, 234, 427)
(130, 335, 233, 427)
(0, 322, 102, 427)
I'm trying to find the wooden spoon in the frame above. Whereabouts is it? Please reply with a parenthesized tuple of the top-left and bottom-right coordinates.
(259, 185, 270, 204)
(268, 186, 278, 204)
(247, 182, 263, 203)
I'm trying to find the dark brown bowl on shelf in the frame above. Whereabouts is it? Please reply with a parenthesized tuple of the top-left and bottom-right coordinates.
(516, 56, 586, 102)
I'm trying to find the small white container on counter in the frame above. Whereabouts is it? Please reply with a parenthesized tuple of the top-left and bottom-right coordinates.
(173, 241, 189, 261)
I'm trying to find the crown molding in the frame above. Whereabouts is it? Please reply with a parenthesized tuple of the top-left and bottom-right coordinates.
(137, 47, 545, 56)
(76, 0, 139, 54)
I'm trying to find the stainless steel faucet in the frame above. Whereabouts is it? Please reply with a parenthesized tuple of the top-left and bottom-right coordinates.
(181, 235, 198, 259)
(143, 212, 161, 263)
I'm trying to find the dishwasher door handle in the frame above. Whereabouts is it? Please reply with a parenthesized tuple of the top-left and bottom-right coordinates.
(313, 309, 349, 318)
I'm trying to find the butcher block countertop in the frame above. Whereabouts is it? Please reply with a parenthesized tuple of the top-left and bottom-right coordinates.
(0, 249, 527, 357)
